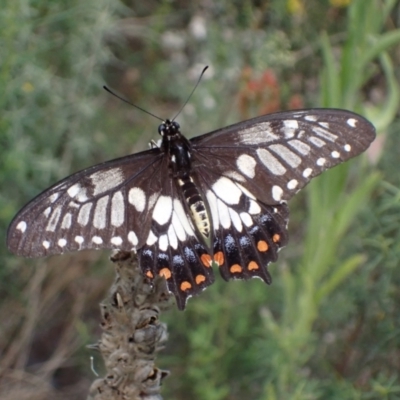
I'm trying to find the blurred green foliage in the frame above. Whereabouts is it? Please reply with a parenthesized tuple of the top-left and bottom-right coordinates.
(0, 0, 121, 268)
(1, 0, 400, 399)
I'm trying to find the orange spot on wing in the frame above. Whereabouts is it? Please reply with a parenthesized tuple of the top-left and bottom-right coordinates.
(213, 251, 225, 266)
(146, 270, 154, 279)
(159, 268, 172, 280)
(248, 261, 259, 271)
(273, 234, 280, 243)
(180, 281, 192, 291)
(195, 274, 206, 285)
(201, 254, 212, 267)
(257, 240, 269, 252)
(230, 264, 242, 273)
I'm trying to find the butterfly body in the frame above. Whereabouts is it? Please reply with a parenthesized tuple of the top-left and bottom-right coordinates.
(7, 109, 376, 309)
(159, 120, 192, 177)
(154, 119, 212, 246)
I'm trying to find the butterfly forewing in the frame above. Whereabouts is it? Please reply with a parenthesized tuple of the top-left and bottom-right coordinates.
(7, 149, 164, 257)
(191, 109, 375, 205)
(7, 107, 376, 309)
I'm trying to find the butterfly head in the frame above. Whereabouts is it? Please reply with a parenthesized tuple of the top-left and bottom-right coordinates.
(158, 119, 181, 138)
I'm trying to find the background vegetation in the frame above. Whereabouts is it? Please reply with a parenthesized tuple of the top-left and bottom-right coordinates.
(1, 0, 400, 399)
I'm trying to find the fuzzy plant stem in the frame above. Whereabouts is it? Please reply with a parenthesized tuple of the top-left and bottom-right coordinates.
(87, 251, 172, 400)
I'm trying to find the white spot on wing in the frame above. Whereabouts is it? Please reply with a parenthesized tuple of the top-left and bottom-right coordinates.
(76, 188, 88, 202)
(111, 236, 123, 246)
(75, 236, 84, 244)
(283, 128, 295, 139)
(347, 118, 357, 127)
(206, 191, 219, 229)
(308, 136, 326, 147)
(272, 185, 283, 201)
(236, 154, 257, 178)
(128, 231, 138, 246)
(173, 199, 195, 236)
(90, 168, 125, 196)
(159, 235, 168, 251)
(61, 213, 72, 229)
(128, 187, 146, 212)
(77, 203, 92, 226)
(287, 179, 298, 190)
(111, 191, 124, 227)
(248, 200, 261, 215)
(312, 126, 338, 142)
(282, 120, 297, 138)
(212, 177, 242, 205)
(240, 212, 253, 227)
(49, 193, 59, 203)
(288, 139, 310, 155)
(284, 120, 299, 129)
(66, 182, 88, 202)
(229, 208, 242, 232)
(238, 122, 279, 144)
(93, 196, 109, 229)
(297, 130, 306, 139)
(344, 144, 351, 152)
(318, 122, 330, 128)
(146, 230, 157, 246)
(17, 221, 27, 233)
(256, 148, 286, 175)
(92, 236, 103, 245)
(317, 158, 326, 166)
(217, 199, 231, 229)
(152, 196, 173, 225)
(304, 115, 317, 122)
(58, 238, 67, 247)
(270, 144, 301, 167)
(46, 206, 62, 232)
(331, 151, 340, 158)
(303, 168, 312, 178)
(172, 211, 186, 241)
(43, 240, 50, 249)
(67, 184, 81, 198)
(168, 225, 178, 249)
(44, 207, 52, 218)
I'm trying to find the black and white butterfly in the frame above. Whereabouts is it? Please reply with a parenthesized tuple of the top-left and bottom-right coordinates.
(7, 108, 375, 309)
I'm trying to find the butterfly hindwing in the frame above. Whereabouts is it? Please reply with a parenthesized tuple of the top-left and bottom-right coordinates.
(194, 172, 289, 283)
(137, 182, 215, 309)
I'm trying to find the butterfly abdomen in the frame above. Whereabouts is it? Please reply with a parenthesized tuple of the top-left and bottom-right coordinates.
(177, 176, 211, 240)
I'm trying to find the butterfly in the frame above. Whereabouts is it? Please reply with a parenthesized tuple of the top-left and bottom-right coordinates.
(7, 107, 376, 309)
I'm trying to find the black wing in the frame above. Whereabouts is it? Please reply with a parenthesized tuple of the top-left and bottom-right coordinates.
(7, 144, 215, 309)
(136, 175, 215, 309)
(182, 108, 375, 297)
(7, 148, 165, 257)
(190, 108, 375, 205)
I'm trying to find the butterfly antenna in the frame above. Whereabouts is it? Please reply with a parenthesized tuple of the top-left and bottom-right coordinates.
(103, 86, 164, 122)
(172, 65, 209, 121)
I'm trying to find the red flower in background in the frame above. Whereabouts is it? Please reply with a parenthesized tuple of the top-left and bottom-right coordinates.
(238, 67, 303, 119)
